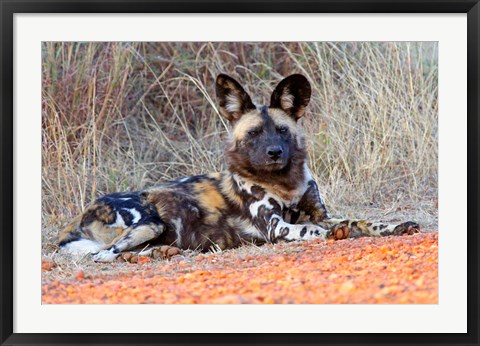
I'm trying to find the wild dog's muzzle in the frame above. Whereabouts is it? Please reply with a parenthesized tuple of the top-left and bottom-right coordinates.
(266, 145, 283, 161)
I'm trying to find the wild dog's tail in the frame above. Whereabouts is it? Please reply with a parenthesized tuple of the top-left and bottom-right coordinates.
(57, 215, 103, 255)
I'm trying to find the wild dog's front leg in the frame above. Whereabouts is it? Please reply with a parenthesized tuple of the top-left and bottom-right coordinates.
(291, 179, 420, 239)
(117, 245, 182, 263)
(320, 218, 420, 237)
(292, 180, 329, 225)
(286, 179, 349, 240)
(92, 223, 165, 262)
(267, 214, 349, 242)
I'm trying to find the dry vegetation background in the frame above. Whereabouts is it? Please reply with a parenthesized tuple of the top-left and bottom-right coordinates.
(42, 41, 438, 256)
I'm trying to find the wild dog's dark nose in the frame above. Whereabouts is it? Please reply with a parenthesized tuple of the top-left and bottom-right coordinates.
(267, 146, 283, 160)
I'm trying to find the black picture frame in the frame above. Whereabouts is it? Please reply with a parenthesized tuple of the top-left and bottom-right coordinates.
(1, 1, 478, 345)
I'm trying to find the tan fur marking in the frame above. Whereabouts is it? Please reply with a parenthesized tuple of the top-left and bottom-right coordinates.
(295, 105, 306, 118)
(218, 77, 238, 90)
(143, 188, 176, 220)
(87, 221, 119, 244)
(103, 228, 129, 249)
(58, 215, 82, 243)
(236, 175, 303, 203)
(108, 224, 164, 252)
(90, 203, 115, 224)
(232, 111, 263, 141)
(129, 225, 158, 243)
(207, 172, 222, 180)
(270, 108, 305, 148)
(220, 174, 243, 207)
(193, 181, 227, 224)
(154, 202, 170, 221)
(268, 108, 298, 135)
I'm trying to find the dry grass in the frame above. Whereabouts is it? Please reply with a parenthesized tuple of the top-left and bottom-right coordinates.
(42, 42, 438, 259)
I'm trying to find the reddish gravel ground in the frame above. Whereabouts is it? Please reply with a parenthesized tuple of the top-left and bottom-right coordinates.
(42, 232, 437, 304)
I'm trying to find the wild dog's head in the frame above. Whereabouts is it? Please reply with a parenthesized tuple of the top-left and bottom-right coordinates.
(216, 74, 311, 179)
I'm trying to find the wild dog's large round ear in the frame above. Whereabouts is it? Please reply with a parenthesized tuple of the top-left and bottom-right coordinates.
(270, 74, 312, 120)
(215, 74, 256, 122)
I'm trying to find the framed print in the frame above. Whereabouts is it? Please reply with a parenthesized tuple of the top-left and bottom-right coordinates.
(1, 1, 479, 345)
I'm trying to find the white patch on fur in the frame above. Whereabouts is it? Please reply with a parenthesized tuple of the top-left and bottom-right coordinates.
(60, 239, 103, 255)
(249, 196, 274, 217)
(110, 212, 128, 228)
(271, 216, 328, 241)
(275, 218, 291, 231)
(225, 93, 241, 113)
(232, 174, 255, 194)
(92, 248, 119, 262)
(178, 177, 190, 183)
(172, 217, 183, 248)
(119, 197, 131, 201)
(125, 208, 141, 224)
(233, 174, 296, 208)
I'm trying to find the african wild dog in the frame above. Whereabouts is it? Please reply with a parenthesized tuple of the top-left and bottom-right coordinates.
(58, 74, 420, 262)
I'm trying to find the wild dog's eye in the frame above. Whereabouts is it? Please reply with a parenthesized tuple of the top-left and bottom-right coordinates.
(277, 126, 288, 134)
(248, 129, 259, 136)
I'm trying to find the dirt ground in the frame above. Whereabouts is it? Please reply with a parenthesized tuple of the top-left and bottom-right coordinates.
(42, 232, 437, 304)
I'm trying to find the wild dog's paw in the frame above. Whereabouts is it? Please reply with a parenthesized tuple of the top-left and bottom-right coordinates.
(116, 253, 150, 264)
(327, 223, 350, 240)
(116, 246, 182, 263)
(393, 221, 420, 236)
(151, 246, 182, 260)
(116, 252, 136, 263)
(92, 249, 119, 263)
